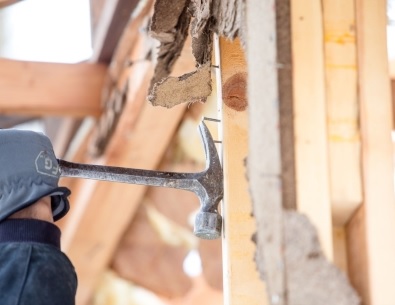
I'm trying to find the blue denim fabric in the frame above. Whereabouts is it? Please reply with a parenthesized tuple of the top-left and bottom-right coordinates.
(0, 242, 77, 305)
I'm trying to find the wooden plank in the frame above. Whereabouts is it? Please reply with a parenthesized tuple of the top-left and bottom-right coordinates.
(332, 226, 348, 275)
(217, 36, 269, 305)
(392, 80, 395, 127)
(62, 67, 187, 305)
(62, 17, 195, 303)
(353, 0, 395, 304)
(0, 0, 20, 9)
(346, 206, 370, 304)
(0, 59, 107, 117)
(390, 60, 395, 79)
(90, 0, 140, 62)
(322, 0, 363, 226)
(291, 0, 333, 259)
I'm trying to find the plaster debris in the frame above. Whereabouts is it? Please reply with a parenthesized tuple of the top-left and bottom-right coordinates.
(149, 0, 192, 90)
(148, 62, 212, 108)
(255, 211, 361, 305)
(148, 0, 246, 108)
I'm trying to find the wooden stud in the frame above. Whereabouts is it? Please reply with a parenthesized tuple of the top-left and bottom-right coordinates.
(332, 226, 349, 275)
(390, 60, 395, 79)
(0, 0, 20, 8)
(217, 36, 269, 305)
(352, 0, 395, 304)
(346, 206, 370, 304)
(0, 59, 106, 117)
(90, 0, 140, 62)
(322, 0, 363, 226)
(291, 0, 333, 259)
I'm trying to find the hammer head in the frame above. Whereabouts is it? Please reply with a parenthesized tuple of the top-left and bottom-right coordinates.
(193, 121, 223, 239)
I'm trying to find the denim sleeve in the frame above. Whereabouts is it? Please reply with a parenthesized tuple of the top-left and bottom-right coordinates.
(0, 220, 77, 305)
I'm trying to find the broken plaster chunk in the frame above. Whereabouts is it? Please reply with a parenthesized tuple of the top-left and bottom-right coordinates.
(150, 0, 189, 36)
(284, 211, 360, 305)
(148, 62, 212, 108)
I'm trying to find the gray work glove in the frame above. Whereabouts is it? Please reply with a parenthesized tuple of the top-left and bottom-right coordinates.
(0, 129, 70, 222)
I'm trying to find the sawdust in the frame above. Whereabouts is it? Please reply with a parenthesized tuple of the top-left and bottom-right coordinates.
(149, 62, 212, 108)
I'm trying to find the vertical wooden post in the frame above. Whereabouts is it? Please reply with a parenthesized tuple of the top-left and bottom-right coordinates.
(348, 0, 395, 304)
(216, 36, 269, 305)
(291, 0, 333, 259)
(322, 0, 362, 226)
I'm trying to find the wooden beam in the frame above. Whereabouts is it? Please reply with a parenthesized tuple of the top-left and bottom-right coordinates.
(346, 206, 370, 304)
(390, 59, 395, 79)
(0, 59, 107, 117)
(323, 0, 363, 226)
(90, 0, 140, 62)
(62, 66, 187, 305)
(291, 0, 333, 259)
(0, 0, 20, 9)
(62, 15, 195, 303)
(217, 36, 269, 305)
(352, 0, 395, 304)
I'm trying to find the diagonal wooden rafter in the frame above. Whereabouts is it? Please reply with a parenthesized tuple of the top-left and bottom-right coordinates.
(0, 0, 20, 9)
(90, 0, 140, 63)
(60, 6, 196, 304)
(0, 59, 107, 117)
(62, 80, 187, 305)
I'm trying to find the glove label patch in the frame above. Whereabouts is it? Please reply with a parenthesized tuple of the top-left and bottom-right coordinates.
(35, 151, 60, 178)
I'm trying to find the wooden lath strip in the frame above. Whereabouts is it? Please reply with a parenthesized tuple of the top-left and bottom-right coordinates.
(322, 0, 363, 226)
(347, 0, 395, 304)
(291, 0, 333, 259)
(0, 59, 107, 117)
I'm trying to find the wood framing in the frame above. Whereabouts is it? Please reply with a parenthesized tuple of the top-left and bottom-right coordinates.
(217, 37, 269, 305)
(90, 0, 140, 62)
(61, 8, 195, 301)
(291, 0, 333, 259)
(62, 65, 187, 304)
(348, 0, 395, 304)
(0, 59, 106, 117)
(322, 0, 362, 226)
(0, 0, 20, 8)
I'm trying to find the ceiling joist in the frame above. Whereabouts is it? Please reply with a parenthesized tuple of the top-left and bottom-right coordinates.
(0, 59, 107, 118)
(90, 0, 140, 63)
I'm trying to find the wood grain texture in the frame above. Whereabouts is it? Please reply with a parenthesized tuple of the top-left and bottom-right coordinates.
(323, 0, 363, 226)
(346, 206, 370, 304)
(61, 15, 195, 302)
(0, 59, 106, 117)
(355, 0, 395, 303)
(218, 36, 269, 305)
(291, 0, 333, 259)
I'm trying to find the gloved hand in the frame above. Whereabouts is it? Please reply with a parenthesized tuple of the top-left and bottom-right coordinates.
(0, 129, 71, 222)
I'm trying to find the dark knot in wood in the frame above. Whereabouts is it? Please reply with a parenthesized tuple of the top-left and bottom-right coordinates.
(222, 72, 248, 111)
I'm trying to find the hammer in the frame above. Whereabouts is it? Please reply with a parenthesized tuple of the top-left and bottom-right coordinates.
(58, 120, 223, 239)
